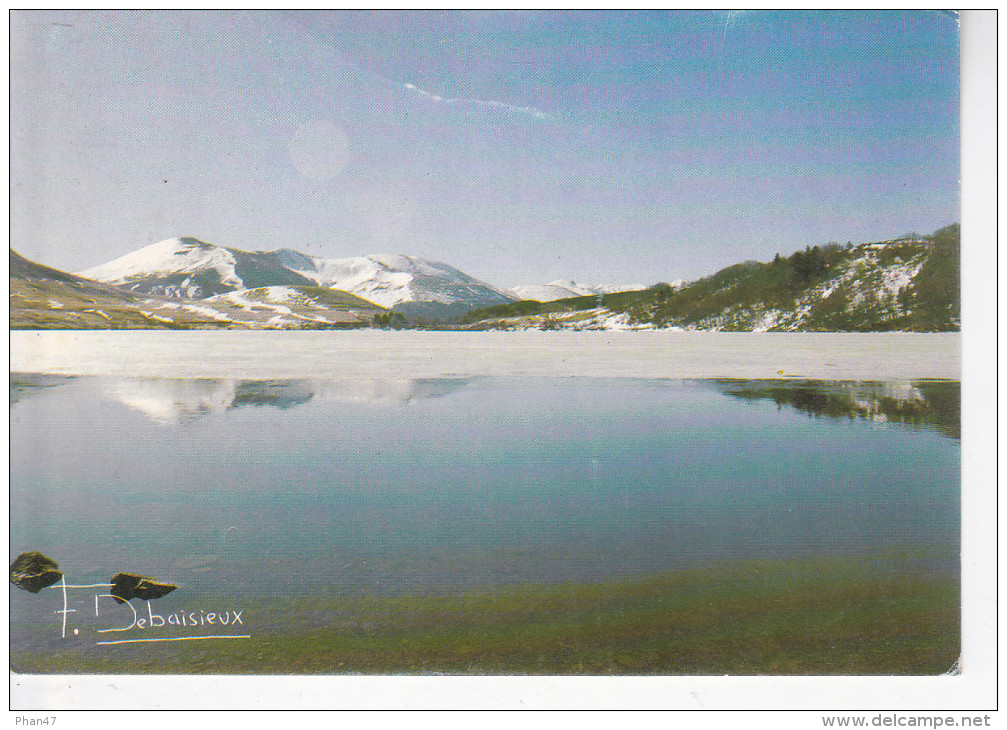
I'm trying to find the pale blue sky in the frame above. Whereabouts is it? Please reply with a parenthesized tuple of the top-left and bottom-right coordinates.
(10, 10, 959, 287)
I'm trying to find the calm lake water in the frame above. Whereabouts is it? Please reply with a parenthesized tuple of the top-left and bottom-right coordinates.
(10, 374, 959, 655)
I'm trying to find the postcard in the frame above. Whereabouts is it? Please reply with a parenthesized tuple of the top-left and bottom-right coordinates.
(8, 9, 995, 715)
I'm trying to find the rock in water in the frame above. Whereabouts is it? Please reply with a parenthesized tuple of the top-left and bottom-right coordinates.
(109, 573, 177, 603)
(10, 551, 63, 593)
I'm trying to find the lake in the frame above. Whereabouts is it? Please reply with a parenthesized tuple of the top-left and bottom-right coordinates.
(9, 351, 960, 674)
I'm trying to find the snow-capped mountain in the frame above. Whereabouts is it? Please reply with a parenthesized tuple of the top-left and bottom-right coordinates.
(77, 237, 518, 316)
(77, 238, 317, 299)
(11, 247, 391, 330)
(18, 225, 959, 332)
(510, 280, 649, 302)
(283, 251, 517, 311)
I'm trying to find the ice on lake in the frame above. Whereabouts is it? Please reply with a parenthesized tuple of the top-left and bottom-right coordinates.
(10, 330, 960, 381)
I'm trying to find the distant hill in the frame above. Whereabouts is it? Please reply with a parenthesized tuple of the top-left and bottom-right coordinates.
(461, 224, 960, 332)
(509, 280, 649, 303)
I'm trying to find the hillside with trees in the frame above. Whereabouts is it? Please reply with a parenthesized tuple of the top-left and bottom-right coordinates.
(462, 224, 960, 332)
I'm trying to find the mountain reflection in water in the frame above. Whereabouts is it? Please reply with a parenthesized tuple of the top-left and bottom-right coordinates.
(10, 373, 471, 424)
(10, 374, 960, 597)
(11, 374, 960, 435)
(714, 379, 959, 438)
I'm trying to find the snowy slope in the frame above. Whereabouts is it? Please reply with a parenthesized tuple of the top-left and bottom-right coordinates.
(547, 280, 652, 296)
(464, 231, 958, 332)
(200, 285, 388, 327)
(510, 280, 649, 302)
(287, 252, 516, 310)
(78, 237, 246, 297)
(662, 241, 935, 332)
(12, 244, 392, 329)
(78, 238, 517, 312)
(510, 283, 585, 302)
(79, 237, 237, 283)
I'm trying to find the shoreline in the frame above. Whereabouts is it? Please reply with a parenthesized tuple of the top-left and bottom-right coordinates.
(10, 330, 960, 381)
(10, 552, 959, 676)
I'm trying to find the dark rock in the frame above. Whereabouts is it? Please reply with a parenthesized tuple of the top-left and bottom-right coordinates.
(109, 573, 177, 603)
(10, 551, 63, 593)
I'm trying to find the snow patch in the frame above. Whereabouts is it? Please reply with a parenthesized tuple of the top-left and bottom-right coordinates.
(819, 282, 840, 299)
(752, 310, 781, 332)
(880, 259, 925, 298)
(141, 312, 175, 323)
(260, 286, 298, 303)
(180, 304, 233, 322)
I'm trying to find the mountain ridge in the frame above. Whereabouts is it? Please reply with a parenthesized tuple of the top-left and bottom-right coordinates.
(11, 248, 394, 330)
(509, 280, 652, 303)
(461, 224, 960, 332)
(12, 224, 960, 331)
(77, 237, 518, 317)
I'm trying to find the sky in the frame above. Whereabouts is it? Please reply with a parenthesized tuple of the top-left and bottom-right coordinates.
(10, 10, 960, 288)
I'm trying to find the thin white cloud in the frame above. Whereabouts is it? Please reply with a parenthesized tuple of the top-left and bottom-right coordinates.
(402, 81, 552, 121)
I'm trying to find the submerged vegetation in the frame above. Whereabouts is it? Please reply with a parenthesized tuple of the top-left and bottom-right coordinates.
(12, 553, 958, 676)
